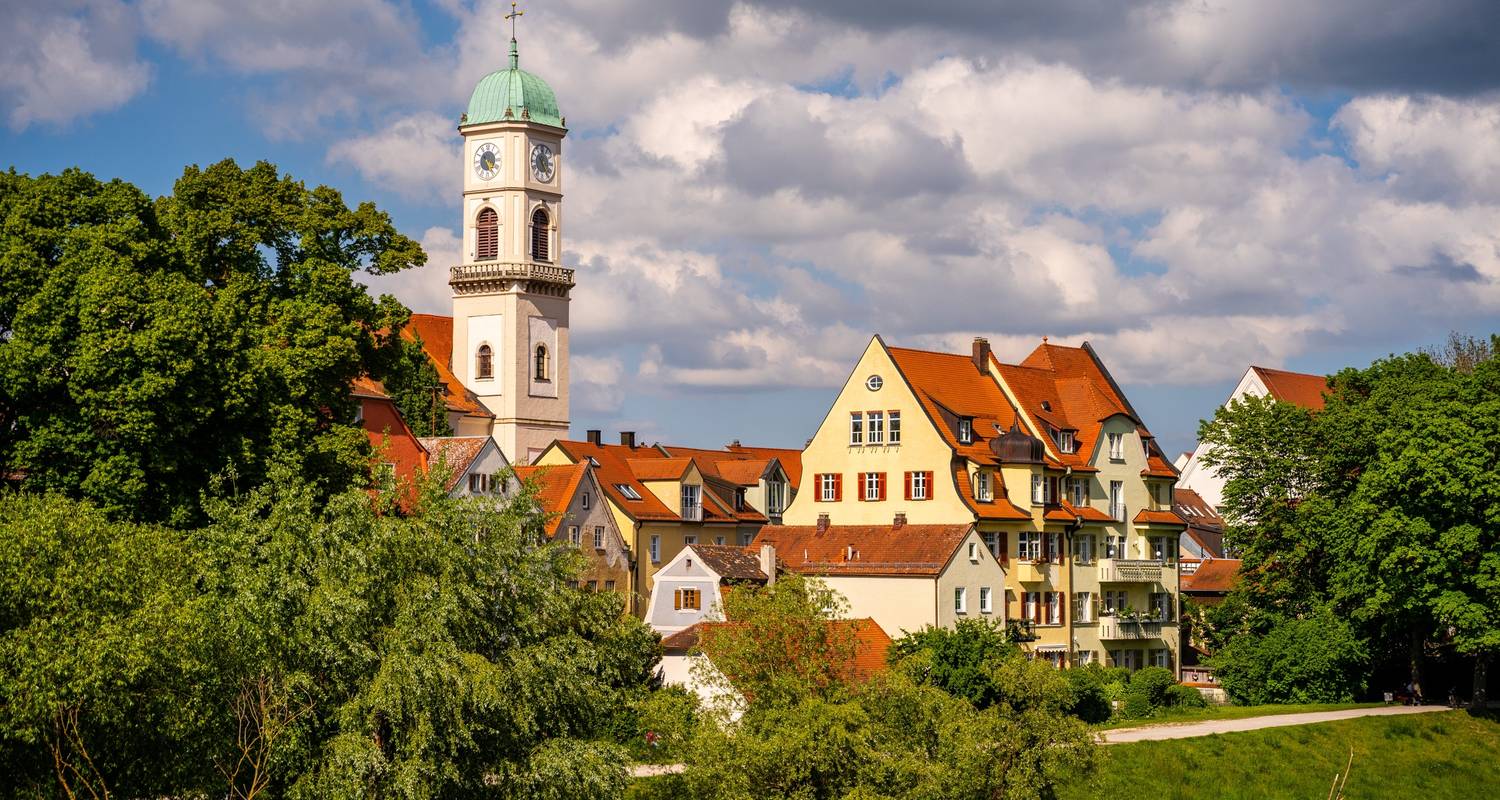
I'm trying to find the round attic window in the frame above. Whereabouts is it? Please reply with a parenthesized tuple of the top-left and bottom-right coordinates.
(865, 374, 884, 391)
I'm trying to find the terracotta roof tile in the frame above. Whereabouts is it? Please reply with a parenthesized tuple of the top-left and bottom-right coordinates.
(687, 544, 770, 581)
(1133, 508, 1188, 527)
(552, 441, 678, 521)
(725, 444, 803, 486)
(664, 618, 893, 684)
(752, 524, 973, 576)
(418, 436, 490, 491)
(1181, 558, 1240, 593)
(1251, 366, 1330, 411)
(952, 464, 1032, 520)
(628, 457, 693, 481)
(405, 314, 493, 418)
(886, 347, 1023, 458)
(513, 461, 590, 537)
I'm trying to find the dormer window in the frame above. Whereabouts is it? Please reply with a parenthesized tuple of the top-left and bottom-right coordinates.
(958, 417, 974, 444)
(974, 470, 992, 501)
(1059, 431, 1075, 454)
(1107, 432, 1125, 460)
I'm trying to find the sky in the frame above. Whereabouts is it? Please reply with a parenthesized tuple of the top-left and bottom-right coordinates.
(4, 0, 1500, 458)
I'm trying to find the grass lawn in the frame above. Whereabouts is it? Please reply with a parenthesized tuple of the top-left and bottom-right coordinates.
(1092, 701, 1384, 730)
(1061, 709, 1500, 800)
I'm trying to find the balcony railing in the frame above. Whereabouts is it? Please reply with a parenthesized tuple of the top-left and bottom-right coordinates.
(1012, 559, 1051, 583)
(1098, 558, 1164, 583)
(449, 260, 575, 293)
(1099, 619, 1166, 640)
(680, 504, 703, 522)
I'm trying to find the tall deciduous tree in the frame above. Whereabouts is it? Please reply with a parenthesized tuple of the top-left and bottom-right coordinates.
(0, 162, 426, 525)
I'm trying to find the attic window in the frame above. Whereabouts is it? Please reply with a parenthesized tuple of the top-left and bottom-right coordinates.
(958, 417, 974, 444)
(588, 456, 600, 467)
(1059, 431, 1075, 454)
(615, 484, 642, 501)
(1040, 401, 1052, 411)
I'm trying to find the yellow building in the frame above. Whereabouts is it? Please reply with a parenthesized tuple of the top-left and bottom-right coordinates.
(783, 335, 1186, 670)
(535, 432, 767, 616)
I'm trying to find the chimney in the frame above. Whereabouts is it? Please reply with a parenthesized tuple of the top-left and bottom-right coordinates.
(730, 439, 742, 448)
(759, 543, 776, 585)
(893, 511, 907, 530)
(816, 513, 830, 533)
(972, 337, 991, 372)
(586, 429, 602, 445)
(620, 431, 636, 448)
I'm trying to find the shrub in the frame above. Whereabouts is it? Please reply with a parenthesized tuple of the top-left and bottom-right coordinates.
(1208, 606, 1368, 704)
(1166, 683, 1208, 708)
(1120, 667, 1177, 719)
(1063, 666, 1114, 723)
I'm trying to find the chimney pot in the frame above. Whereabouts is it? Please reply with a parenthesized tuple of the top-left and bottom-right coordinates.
(620, 431, 636, 448)
(816, 512, 830, 533)
(759, 543, 777, 585)
(586, 429, 602, 445)
(893, 512, 907, 530)
(972, 337, 991, 372)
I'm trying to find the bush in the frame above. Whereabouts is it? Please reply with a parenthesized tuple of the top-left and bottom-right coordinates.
(1208, 606, 1368, 705)
(626, 686, 701, 763)
(1166, 683, 1208, 708)
(1063, 666, 1114, 723)
(1120, 667, 1179, 719)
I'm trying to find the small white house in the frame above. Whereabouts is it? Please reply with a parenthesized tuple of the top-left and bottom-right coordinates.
(645, 543, 776, 634)
(419, 435, 511, 497)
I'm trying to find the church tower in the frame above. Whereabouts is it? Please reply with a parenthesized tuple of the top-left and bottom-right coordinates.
(451, 7, 570, 465)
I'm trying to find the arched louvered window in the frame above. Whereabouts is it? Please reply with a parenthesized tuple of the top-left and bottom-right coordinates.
(475, 207, 498, 261)
(530, 207, 550, 262)
(534, 344, 549, 381)
(476, 344, 493, 380)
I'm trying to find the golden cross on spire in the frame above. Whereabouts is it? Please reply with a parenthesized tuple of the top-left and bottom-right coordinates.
(505, 1, 524, 40)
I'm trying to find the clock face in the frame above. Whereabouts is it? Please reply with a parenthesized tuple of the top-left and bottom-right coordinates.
(530, 143, 555, 182)
(473, 142, 499, 180)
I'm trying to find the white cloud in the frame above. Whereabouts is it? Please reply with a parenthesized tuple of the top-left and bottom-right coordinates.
(0, 1, 151, 130)
(1334, 94, 1500, 203)
(572, 355, 626, 414)
(327, 112, 456, 200)
(361, 226, 459, 315)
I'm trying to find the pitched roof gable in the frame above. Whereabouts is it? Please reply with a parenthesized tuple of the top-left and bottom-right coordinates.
(418, 436, 491, 491)
(687, 543, 770, 581)
(1250, 366, 1330, 410)
(513, 461, 590, 537)
(725, 443, 803, 486)
(1182, 558, 1240, 593)
(405, 314, 493, 418)
(550, 440, 678, 521)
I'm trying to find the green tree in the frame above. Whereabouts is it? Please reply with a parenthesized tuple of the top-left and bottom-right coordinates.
(887, 618, 1019, 709)
(0, 162, 426, 525)
(1208, 606, 1369, 705)
(0, 475, 662, 798)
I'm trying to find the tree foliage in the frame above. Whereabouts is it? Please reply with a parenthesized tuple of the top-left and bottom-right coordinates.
(1208, 607, 1369, 705)
(0, 162, 429, 525)
(0, 478, 660, 798)
(1197, 334, 1500, 701)
(887, 619, 1018, 710)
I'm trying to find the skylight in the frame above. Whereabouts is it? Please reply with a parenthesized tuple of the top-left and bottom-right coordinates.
(615, 483, 642, 501)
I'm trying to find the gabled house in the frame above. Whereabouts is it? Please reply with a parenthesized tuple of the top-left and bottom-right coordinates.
(781, 335, 1186, 670)
(655, 443, 795, 525)
(659, 617, 892, 717)
(513, 461, 633, 598)
(404, 314, 497, 437)
(645, 543, 777, 634)
(1173, 487, 1227, 560)
(419, 435, 512, 497)
(533, 432, 765, 615)
(353, 377, 429, 505)
(1176, 365, 1331, 510)
(751, 521, 1003, 639)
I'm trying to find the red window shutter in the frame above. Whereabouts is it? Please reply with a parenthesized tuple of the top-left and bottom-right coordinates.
(673, 589, 682, 610)
(856, 473, 866, 502)
(924, 471, 934, 500)
(878, 472, 887, 501)
(1032, 594, 1042, 624)
(814, 474, 822, 502)
(834, 473, 842, 501)
(904, 471, 912, 501)
(1000, 531, 1009, 564)
(1060, 593, 1068, 623)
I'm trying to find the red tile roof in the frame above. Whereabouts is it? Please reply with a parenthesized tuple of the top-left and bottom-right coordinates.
(886, 346, 1025, 465)
(405, 314, 493, 418)
(687, 544, 771, 581)
(1250, 366, 1330, 411)
(952, 464, 1032, 520)
(548, 440, 745, 524)
(725, 443, 803, 487)
(1133, 508, 1188, 527)
(628, 457, 693, 481)
(418, 436, 491, 491)
(513, 461, 590, 537)
(1181, 558, 1241, 593)
(752, 524, 973, 576)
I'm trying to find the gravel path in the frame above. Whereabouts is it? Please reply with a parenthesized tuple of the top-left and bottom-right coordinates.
(1098, 704, 1451, 744)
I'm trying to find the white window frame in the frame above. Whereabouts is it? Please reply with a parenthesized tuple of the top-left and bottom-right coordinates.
(819, 473, 839, 502)
(1109, 480, 1125, 521)
(616, 484, 643, 501)
(974, 470, 992, 501)
(1022, 591, 1038, 621)
(581, 492, 590, 509)
(1030, 474, 1044, 505)
(593, 526, 604, 549)
(1074, 649, 1095, 665)
(1073, 534, 1094, 564)
(850, 412, 864, 445)
(867, 411, 884, 444)
(1151, 648, 1170, 668)
(954, 587, 968, 614)
(649, 534, 660, 563)
(911, 470, 929, 500)
(1074, 591, 1093, 623)
(1069, 478, 1087, 506)
(889, 411, 901, 444)
(958, 417, 973, 444)
(1019, 531, 1041, 562)
(979, 586, 993, 614)
(863, 471, 882, 501)
(680, 484, 702, 521)
(1045, 592, 1061, 625)
(1150, 536, 1174, 563)
(982, 531, 999, 556)
(1059, 430, 1075, 453)
(1108, 432, 1125, 460)
(568, 526, 580, 546)
(968, 541, 979, 562)
(767, 480, 786, 514)
(1106, 533, 1125, 560)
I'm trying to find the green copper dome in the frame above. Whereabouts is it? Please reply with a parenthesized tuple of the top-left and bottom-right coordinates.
(464, 40, 564, 129)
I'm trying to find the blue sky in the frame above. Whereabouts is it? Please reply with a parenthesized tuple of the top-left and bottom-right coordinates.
(5, 1, 1500, 457)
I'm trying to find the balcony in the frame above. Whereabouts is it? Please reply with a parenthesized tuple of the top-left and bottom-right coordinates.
(1099, 619, 1166, 640)
(680, 504, 703, 522)
(1012, 560, 1051, 583)
(449, 260, 575, 295)
(1098, 558, 1165, 583)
